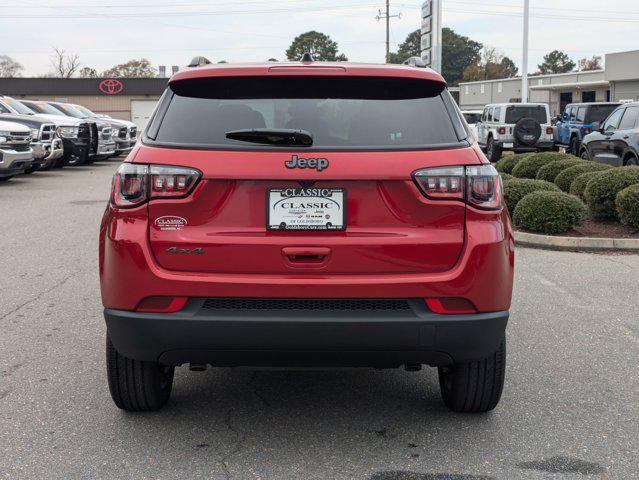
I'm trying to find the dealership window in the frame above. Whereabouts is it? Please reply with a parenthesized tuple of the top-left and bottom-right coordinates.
(581, 91, 596, 102)
(538, 79, 543, 86)
(498, 82, 503, 93)
(480, 84, 485, 94)
(465, 85, 469, 95)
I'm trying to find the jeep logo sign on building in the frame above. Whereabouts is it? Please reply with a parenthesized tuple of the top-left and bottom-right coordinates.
(99, 79, 124, 95)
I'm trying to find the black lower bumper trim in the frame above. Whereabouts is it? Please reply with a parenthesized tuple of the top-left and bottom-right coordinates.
(104, 299, 508, 367)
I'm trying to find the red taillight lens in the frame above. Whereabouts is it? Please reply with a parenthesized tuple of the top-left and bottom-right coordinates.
(546, 127, 554, 135)
(498, 126, 506, 135)
(584, 127, 591, 135)
(151, 165, 200, 198)
(413, 166, 465, 201)
(136, 296, 188, 313)
(466, 165, 502, 209)
(111, 163, 148, 208)
(413, 164, 502, 210)
(111, 163, 201, 208)
(425, 298, 477, 314)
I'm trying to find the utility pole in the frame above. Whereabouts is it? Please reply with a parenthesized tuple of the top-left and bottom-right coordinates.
(522, 0, 530, 102)
(376, 1, 401, 63)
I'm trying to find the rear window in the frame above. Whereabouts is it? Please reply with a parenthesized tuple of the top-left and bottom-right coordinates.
(463, 112, 482, 124)
(505, 105, 547, 124)
(586, 105, 619, 124)
(148, 76, 466, 150)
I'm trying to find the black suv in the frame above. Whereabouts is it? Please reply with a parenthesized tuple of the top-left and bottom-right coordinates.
(580, 102, 639, 166)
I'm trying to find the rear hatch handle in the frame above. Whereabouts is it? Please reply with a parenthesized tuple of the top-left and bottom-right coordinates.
(282, 247, 331, 267)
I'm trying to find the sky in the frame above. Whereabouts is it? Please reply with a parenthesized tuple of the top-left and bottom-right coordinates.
(1, 0, 639, 77)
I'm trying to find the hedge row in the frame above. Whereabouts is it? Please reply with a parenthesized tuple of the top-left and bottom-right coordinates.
(555, 162, 612, 192)
(513, 191, 587, 234)
(584, 166, 639, 220)
(503, 178, 560, 213)
(616, 184, 639, 229)
(511, 152, 574, 179)
(499, 153, 639, 234)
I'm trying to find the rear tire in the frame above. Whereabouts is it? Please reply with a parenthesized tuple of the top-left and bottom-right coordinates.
(486, 137, 502, 162)
(569, 136, 580, 156)
(580, 148, 591, 161)
(624, 155, 638, 166)
(106, 335, 174, 412)
(438, 336, 505, 413)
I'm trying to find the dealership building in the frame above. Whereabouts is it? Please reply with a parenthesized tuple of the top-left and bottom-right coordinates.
(0, 77, 167, 129)
(458, 49, 639, 116)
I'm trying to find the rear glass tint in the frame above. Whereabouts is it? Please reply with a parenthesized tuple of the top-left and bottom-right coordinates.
(151, 76, 464, 149)
(505, 105, 547, 124)
(586, 105, 619, 123)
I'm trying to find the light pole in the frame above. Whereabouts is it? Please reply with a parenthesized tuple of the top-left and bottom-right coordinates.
(376, 1, 401, 63)
(522, 0, 530, 102)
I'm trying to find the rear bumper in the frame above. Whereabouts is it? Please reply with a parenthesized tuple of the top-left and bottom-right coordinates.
(105, 300, 508, 366)
(495, 140, 554, 151)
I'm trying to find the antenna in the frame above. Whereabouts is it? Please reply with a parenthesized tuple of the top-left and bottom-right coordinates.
(300, 52, 314, 62)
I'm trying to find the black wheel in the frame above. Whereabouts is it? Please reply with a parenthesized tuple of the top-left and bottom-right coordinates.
(438, 336, 505, 413)
(624, 155, 638, 166)
(106, 335, 174, 412)
(486, 137, 502, 162)
(67, 150, 89, 166)
(580, 148, 591, 161)
(569, 136, 580, 156)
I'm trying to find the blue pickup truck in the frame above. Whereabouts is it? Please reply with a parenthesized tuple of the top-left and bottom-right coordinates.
(555, 102, 620, 154)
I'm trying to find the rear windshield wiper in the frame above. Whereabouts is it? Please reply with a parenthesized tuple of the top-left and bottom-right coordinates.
(225, 128, 313, 146)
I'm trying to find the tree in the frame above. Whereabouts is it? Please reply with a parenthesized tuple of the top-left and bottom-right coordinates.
(462, 47, 518, 82)
(50, 48, 81, 78)
(578, 55, 603, 71)
(388, 28, 482, 86)
(538, 50, 575, 74)
(79, 67, 98, 78)
(441, 27, 483, 86)
(0, 55, 24, 77)
(102, 58, 156, 78)
(286, 31, 347, 62)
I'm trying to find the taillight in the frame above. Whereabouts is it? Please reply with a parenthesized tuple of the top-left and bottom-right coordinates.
(413, 164, 502, 210)
(584, 127, 591, 135)
(546, 126, 554, 135)
(498, 126, 506, 135)
(111, 163, 201, 208)
(412, 166, 465, 201)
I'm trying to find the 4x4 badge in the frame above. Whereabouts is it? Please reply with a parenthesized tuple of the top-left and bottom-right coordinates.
(285, 155, 329, 172)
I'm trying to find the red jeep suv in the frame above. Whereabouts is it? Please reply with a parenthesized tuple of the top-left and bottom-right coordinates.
(100, 57, 514, 413)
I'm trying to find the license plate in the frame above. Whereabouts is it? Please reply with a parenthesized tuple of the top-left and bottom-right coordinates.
(267, 188, 346, 230)
(503, 142, 514, 148)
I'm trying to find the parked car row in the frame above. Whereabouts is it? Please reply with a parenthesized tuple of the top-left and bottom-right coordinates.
(463, 101, 639, 167)
(0, 95, 137, 181)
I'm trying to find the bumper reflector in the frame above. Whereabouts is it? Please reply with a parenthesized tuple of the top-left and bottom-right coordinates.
(425, 298, 477, 315)
(137, 296, 188, 313)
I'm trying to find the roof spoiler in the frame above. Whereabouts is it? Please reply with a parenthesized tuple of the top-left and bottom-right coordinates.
(187, 56, 212, 68)
(403, 57, 426, 68)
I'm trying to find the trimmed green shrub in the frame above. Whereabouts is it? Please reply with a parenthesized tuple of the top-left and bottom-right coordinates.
(569, 170, 608, 199)
(511, 152, 571, 179)
(495, 153, 533, 174)
(503, 178, 560, 213)
(555, 162, 612, 192)
(500, 173, 514, 182)
(513, 191, 587, 234)
(615, 183, 639, 229)
(584, 166, 639, 219)
(536, 157, 583, 183)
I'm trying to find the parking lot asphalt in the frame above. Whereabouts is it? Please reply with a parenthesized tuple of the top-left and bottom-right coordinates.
(0, 160, 637, 480)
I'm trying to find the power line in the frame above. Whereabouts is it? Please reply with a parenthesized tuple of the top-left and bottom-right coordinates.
(375, 1, 401, 62)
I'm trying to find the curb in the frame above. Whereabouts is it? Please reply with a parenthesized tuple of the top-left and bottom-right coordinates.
(514, 231, 639, 252)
